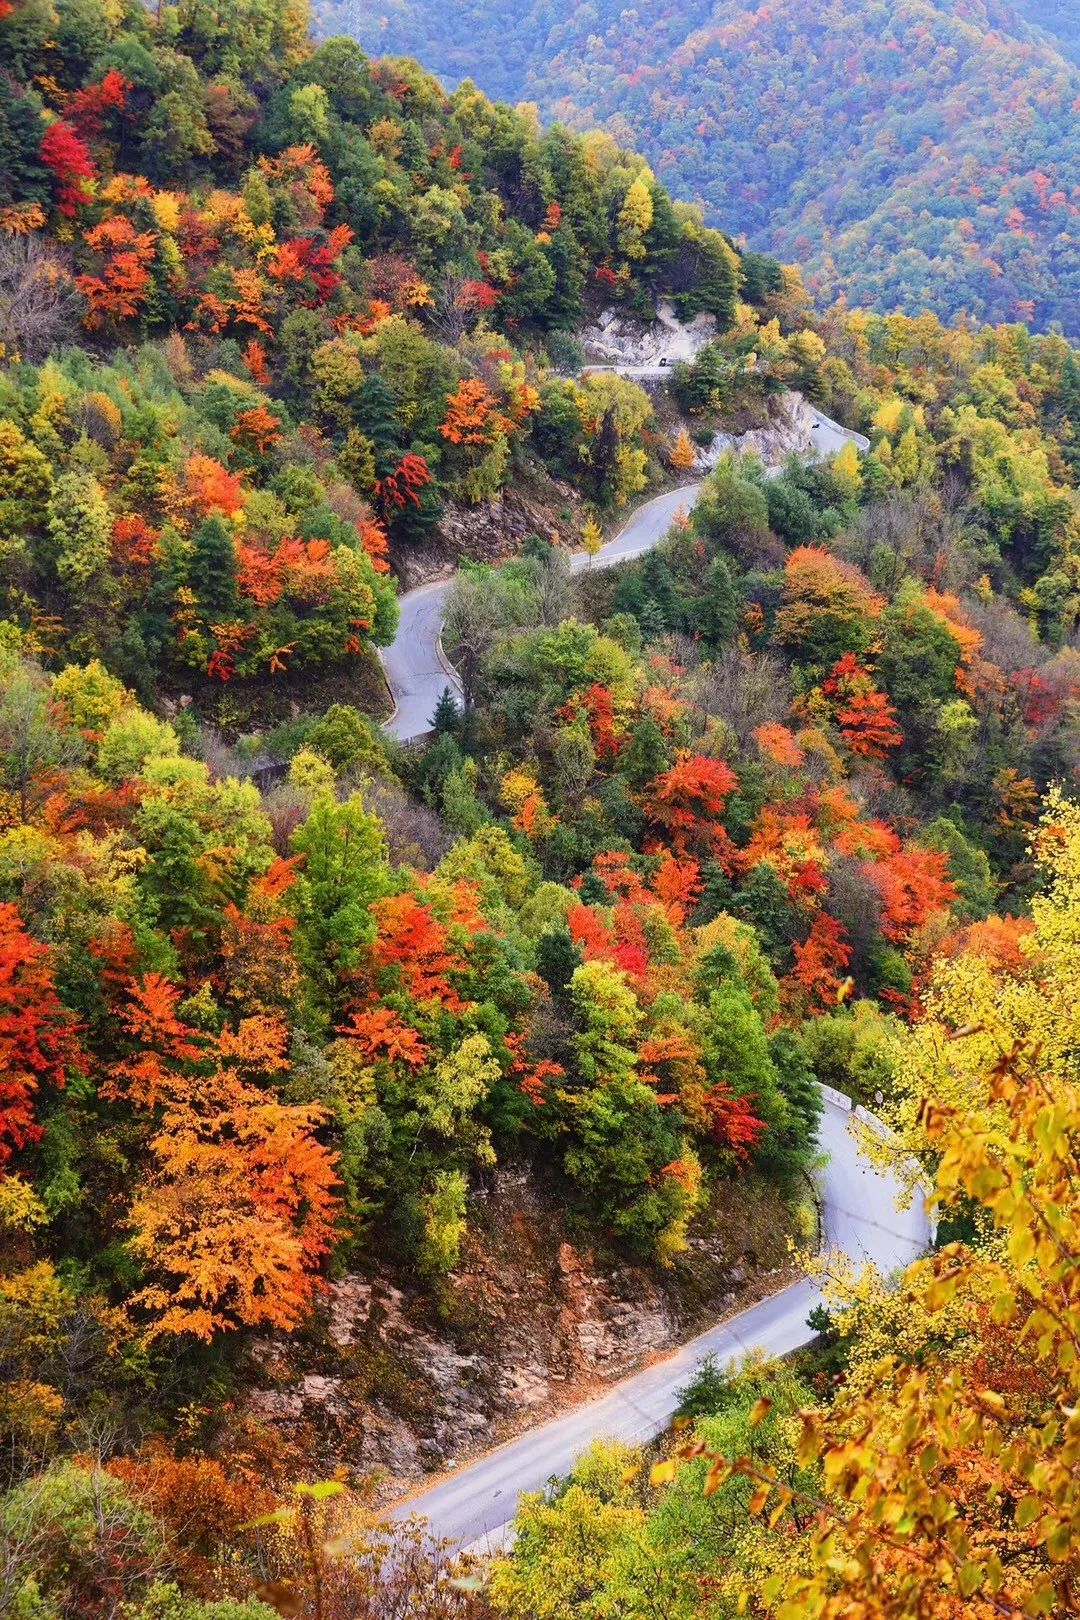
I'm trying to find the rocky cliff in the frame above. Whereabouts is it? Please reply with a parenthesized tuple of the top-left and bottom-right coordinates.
(695, 389, 818, 472)
(241, 1166, 803, 1503)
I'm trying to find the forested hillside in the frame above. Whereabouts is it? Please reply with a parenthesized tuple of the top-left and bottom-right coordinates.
(0, 0, 754, 707)
(332, 0, 1080, 333)
(1012, 0, 1080, 62)
(4, 0, 1080, 1613)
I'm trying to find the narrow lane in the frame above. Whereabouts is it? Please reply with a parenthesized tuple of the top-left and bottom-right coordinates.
(380, 405, 866, 743)
(392, 1092, 929, 1550)
(380, 402, 894, 1549)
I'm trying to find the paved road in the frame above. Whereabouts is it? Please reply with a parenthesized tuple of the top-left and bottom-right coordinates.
(381, 404, 865, 742)
(380, 401, 904, 1549)
(581, 362, 679, 379)
(392, 1090, 929, 1551)
(809, 407, 870, 457)
(381, 482, 701, 743)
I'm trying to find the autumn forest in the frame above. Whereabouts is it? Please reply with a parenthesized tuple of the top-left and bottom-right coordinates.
(3, 0, 1080, 1614)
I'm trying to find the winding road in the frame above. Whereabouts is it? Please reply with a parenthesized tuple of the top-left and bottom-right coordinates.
(394, 1090, 929, 1551)
(381, 404, 867, 743)
(379, 403, 918, 1552)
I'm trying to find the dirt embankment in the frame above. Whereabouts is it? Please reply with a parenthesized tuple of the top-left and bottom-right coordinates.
(391, 470, 583, 589)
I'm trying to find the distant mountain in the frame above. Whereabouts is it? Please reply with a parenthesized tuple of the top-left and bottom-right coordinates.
(1012, 0, 1080, 62)
(327, 0, 1080, 332)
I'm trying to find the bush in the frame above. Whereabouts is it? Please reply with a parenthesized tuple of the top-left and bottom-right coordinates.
(132, 1586, 278, 1620)
(675, 1353, 737, 1419)
(1, 1462, 163, 1618)
(306, 703, 389, 775)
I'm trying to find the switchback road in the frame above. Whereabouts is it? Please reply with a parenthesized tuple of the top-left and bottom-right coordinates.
(381, 403, 898, 1552)
(381, 405, 865, 742)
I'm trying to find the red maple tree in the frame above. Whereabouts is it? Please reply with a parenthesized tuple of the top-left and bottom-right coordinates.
(0, 904, 86, 1164)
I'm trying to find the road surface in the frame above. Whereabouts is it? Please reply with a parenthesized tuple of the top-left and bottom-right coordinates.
(381, 482, 701, 743)
(393, 1089, 929, 1551)
(380, 404, 866, 742)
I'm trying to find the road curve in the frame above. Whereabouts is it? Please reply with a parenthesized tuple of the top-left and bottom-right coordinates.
(392, 1091, 930, 1551)
(380, 482, 701, 743)
(380, 405, 866, 742)
(380, 403, 907, 1549)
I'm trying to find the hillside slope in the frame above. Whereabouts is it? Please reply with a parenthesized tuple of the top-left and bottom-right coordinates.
(6, 0, 1080, 1613)
(331, 0, 1080, 332)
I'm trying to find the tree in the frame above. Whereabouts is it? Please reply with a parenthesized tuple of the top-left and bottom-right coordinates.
(230, 405, 281, 458)
(109, 978, 342, 1338)
(668, 429, 696, 472)
(370, 890, 462, 1008)
(775, 547, 882, 670)
(822, 653, 902, 759)
(430, 686, 460, 735)
(670, 217, 740, 324)
(0, 656, 84, 820)
(0, 234, 80, 362)
(581, 516, 603, 565)
(306, 704, 388, 773)
(439, 376, 500, 446)
(0, 903, 85, 1166)
(699, 554, 739, 649)
(490, 1451, 654, 1620)
(570, 958, 639, 1087)
(38, 121, 95, 215)
(128, 1074, 342, 1339)
(699, 980, 786, 1154)
(75, 217, 156, 330)
(337, 428, 377, 495)
(646, 752, 738, 860)
(188, 515, 238, 622)
(443, 568, 516, 712)
(0, 1462, 164, 1618)
(617, 175, 653, 261)
(290, 793, 389, 1003)
(46, 472, 113, 629)
(784, 912, 853, 1016)
(716, 1042, 1080, 1618)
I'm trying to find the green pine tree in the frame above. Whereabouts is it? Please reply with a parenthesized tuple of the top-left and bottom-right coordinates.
(189, 515, 238, 622)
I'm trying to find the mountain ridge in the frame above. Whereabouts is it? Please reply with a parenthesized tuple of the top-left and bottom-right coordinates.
(330, 0, 1080, 332)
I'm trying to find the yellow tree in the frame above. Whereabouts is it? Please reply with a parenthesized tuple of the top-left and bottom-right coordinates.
(581, 516, 603, 565)
(889, 785, 1080, 1168)
(617, 176, 654, 261)
(655, 793, 1080, 1618)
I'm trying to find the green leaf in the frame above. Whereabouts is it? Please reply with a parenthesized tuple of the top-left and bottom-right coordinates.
(240, 1508, 295, 1530)
(957, 1563, 982, 1597)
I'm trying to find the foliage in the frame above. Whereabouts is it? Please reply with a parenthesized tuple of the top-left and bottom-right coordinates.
(340, 0, 1080, 333)
(4, 0, 1080, 1609)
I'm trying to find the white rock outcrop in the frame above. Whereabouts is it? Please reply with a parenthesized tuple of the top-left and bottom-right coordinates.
(694, 389, 818, 472)
(579, 299, 717, 368)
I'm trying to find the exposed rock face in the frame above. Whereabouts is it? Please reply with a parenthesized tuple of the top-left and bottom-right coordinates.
(241, 1165, 798, 1504)
(392, 482, 580, 589)
(694, 389, 817, 472)
(579, 299, 717, 367)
